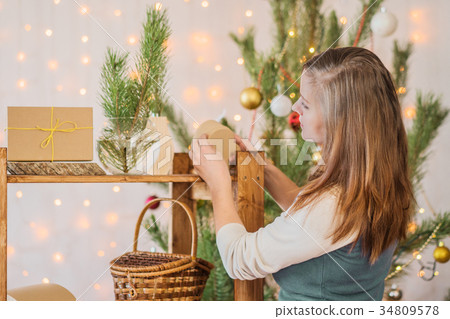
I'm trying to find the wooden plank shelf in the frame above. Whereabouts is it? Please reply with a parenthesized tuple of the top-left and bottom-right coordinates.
(0, 149, 264, 301)
(7, 174, 202, 184)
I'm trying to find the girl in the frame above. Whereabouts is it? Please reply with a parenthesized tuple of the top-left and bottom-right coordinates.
(189, 47, 416, 301)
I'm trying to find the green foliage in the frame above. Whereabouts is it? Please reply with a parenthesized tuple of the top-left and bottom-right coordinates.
(323, 10, 342, 49)
(161, 98, 192, 151)
(97, 7, 172, 173)
(347, 0, 383, 47)
(407, 92, 449, 192)
(144, 214, 169, 252)
(392, 40, 413, 104)
(386, 211, 450, 283)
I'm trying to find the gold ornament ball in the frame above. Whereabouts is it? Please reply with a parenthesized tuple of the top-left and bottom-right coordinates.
(240, 87, 263, 110)
(433, 246, 450, 263)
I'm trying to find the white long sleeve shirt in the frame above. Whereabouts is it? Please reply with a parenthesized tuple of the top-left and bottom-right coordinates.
(216, 188, 359, 281)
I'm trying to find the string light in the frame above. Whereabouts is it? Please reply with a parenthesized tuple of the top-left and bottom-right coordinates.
(214, 64, 222, 72)
(42, 278, 50, 284)
(113, 185, 120, 192)
(201, 1, 209, 8)
(183, 86, 200, 104)
(45, 29, 53, 37)
(7, 246, 15, 257)
(81, 56, 91, 65)
(94, 284, 101, 290)
(17, 52, 26, 62)
(416, 254, 422, 260)
(237, 57, 244, 65)
(208, 86, 222, 100)
(237, 27, 245, 34)
(418, 207, 425, 214)
(22, 270, 29, 277)
(16, 190, 23, 198)
(80, 6, 89, 15)
(196, 56, 205, 63)
(245, 10, 253, 17)
(154, 2, 162, 11)
(24, 24, 32, 31)
(191, 33, 210, 45)
(163, 202, 171, 208)
(29, 222, 36, 228)
(288, 29, 295, 37)
(97, 250, 105, 257)
(53, 0, 61, 4)
(56, 84, 63, 92)
(410, 10, 421, 21)
(81, 35, 89, 43)
(309, 47, 315, 53)
(233, 114, 242, 122)
(106, 212, 118, 225)
(129, 71, 138, 80)
(289, 92, 296, 99)
(17, 79, 27, 89)
(36, 226, 49, 239)
(48, 60, 59, 70)
(83, 199, 91, 207)
(77, 215, 90, 229)
(193, 122, 199, 129)
(397, 87, 406, 94)
(340, 16, 348, 25)
(411, 32, 423, 43)
(127, 35, 138, 45)
(110, 241, 117, 248)
(53, 252, 64, 263)
(114, 9, 122, 17)
(404, 106, 416, 119)
(54, 199, 62, 206)
(80, 88, 87, 95)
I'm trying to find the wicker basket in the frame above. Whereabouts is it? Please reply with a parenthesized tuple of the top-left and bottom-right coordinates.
(109, 198, 214, 301)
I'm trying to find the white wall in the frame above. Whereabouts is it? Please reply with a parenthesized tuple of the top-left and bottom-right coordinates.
(0, 0, 448, 301)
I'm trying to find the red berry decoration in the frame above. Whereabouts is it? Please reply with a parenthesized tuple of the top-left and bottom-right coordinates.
(145, 195, 160, 209)
(288, 112, 300, 132)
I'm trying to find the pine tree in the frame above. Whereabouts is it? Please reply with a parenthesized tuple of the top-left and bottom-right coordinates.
(97, 8, 172, 173)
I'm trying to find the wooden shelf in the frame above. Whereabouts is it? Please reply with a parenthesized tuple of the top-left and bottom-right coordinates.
(1, 150, 264, 301)
(7, 174, 202, 184)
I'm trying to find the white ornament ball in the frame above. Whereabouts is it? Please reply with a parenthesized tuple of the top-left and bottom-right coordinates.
(270, 94, 292, 117)
(370, 8, 398, 37)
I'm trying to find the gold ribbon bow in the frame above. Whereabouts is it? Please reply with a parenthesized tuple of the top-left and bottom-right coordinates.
(7, 107, 93, 162)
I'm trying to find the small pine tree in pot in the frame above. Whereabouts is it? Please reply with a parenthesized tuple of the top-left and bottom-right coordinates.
(97, 8, 171, 174)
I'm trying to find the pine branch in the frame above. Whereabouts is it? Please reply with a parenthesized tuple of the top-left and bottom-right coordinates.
(392, 40, 413, 103)
(407, 92, 449, 191)
(229, 27, 262, 83)
(323, 10, 342, 49)
(161, 99, 192, 151)
(347, 0, 383, 47)
(144, 214, 169, 252)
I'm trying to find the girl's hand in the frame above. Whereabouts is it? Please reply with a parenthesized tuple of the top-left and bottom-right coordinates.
(189, 134, 231, 190)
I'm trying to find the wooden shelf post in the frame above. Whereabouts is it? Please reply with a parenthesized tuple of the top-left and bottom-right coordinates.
(234, 151, 265, 301)
(0, 148, 7, 301)
(171, 153, 196, 254)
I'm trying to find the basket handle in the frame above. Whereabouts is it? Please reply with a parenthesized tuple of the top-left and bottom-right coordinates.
(133, 198, 197, 259)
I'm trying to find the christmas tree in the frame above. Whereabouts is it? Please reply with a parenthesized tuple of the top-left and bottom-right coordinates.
(147, 0, 450, 300)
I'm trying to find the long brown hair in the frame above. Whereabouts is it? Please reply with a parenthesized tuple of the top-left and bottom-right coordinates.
(292, 47, 416, 265)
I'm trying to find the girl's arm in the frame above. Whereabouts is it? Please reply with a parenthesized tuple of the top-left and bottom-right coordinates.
(235, 135, 301, 211)
(189, 135, 244, 233)
(263, 161, 302, 210)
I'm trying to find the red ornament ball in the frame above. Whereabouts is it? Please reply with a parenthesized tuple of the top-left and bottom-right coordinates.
(145, 195, 160, 209)
(288, 112, 300, 132)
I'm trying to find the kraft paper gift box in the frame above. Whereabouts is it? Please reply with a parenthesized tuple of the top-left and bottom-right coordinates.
(7, 106, 93, 161)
